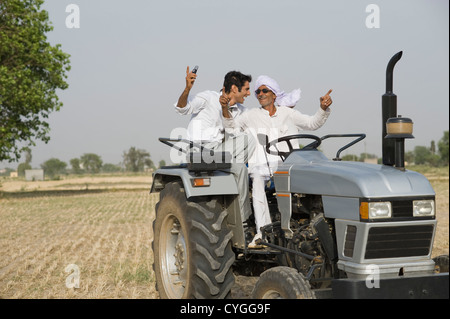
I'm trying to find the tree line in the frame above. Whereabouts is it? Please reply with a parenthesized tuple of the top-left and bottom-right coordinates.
(11, 147, 166, 180)
(6, 130, 447, 179)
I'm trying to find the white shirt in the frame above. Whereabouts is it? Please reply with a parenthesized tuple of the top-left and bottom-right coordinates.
(223, 105, 330, 175)
(174, 90, 246, 143)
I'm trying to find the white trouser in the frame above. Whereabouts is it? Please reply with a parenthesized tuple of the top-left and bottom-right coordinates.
(250, 173, 272, 235)
(205, 133, 256, 222)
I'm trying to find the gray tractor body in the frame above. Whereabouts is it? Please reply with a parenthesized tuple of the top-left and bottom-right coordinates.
(151, 146, 448, 298)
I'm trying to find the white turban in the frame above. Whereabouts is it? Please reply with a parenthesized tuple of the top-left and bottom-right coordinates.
(254, 75, 301, 108)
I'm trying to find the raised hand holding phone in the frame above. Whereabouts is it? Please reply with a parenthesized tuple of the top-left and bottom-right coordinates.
(185, 65, 198, 90)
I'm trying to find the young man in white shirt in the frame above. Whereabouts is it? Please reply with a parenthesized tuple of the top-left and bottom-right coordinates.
(221, 75, 333, 248)
(174, 67, 256, 223)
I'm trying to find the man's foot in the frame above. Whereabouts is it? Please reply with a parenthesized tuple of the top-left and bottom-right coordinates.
(248, 233, 264, 249)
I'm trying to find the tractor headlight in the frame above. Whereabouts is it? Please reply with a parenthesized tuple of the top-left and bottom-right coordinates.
(360, 201, 392, 219)
(369, 202, 392, 219)
(413, 200, 435, 217)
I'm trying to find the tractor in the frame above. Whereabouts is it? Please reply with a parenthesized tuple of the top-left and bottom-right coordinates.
(150, 52, 449, 299)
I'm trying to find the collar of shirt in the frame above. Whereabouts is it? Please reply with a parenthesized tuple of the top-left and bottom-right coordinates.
(229, 103, 245, 119)
(260, 106, 278, 117)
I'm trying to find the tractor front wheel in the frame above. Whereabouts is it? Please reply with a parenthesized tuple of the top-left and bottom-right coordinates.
(252, 266, 315, 299)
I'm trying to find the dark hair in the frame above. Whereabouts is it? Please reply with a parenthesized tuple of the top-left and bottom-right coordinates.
(223, 71, 252, 93)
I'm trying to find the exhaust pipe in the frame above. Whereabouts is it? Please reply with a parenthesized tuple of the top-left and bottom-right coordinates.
(382, 51, 414, 170)
(382, 51, 403, 166)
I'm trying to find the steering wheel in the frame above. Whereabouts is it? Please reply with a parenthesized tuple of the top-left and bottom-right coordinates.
(264, 134, 322, 160)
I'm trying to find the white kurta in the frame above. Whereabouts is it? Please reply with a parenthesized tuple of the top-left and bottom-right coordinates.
(224, 105, 331, 175)
(174, 90, 245, 144)
(223, 105, 331, 234)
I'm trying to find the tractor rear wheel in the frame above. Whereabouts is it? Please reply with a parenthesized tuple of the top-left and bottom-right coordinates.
(252, 266, 315, 299)
(153, 181, 235, 299)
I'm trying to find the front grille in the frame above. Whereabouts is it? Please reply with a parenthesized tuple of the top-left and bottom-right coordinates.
(365, 225, 434, 259)
(391, 200, 413, 218)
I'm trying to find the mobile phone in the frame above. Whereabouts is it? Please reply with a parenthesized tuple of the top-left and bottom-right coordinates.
(192, 65, 199, 74)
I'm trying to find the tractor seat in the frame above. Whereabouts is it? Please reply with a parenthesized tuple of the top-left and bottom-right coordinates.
(187, 151, 232, 172)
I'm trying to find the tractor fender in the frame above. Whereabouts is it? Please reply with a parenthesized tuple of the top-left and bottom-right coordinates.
(150, 167, 239, 198)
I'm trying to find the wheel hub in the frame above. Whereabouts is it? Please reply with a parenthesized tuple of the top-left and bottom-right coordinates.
(160, 216, 188, 298)
(174, 241, 185, 273)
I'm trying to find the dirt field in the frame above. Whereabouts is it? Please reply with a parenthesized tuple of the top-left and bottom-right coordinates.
(0, 172, 448, 299)
(0, 174, 152, 193)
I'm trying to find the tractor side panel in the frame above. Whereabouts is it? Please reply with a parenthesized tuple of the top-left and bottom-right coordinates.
(322, 196, 360, 220)
(151, 168, 239, 198)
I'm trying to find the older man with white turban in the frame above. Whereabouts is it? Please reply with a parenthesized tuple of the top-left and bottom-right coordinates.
(253, 75, 302, 108)
(221, 75, 333, 248)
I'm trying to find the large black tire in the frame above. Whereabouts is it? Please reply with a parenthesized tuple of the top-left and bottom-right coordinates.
(252, 266, 315, 299)
(152, 181, 235, 299)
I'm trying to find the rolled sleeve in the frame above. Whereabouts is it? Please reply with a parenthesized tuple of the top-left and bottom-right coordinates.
(174, 92, 209, 115)
(174, 102, 191, 115)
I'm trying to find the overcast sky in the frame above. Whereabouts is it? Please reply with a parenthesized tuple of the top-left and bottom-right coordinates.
(2, 0, 449, 169)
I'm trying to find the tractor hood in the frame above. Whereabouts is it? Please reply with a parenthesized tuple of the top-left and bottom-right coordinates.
(276, 150, 435, 198)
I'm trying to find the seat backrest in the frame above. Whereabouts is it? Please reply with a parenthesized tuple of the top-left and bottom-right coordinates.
(187, 151, 232, 172)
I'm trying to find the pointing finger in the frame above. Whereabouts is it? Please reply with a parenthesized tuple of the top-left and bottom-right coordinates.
(325, 89, 333, 96)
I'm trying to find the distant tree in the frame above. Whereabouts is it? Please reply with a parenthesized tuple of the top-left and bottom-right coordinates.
(341, 154, 359, 161)
(80, 153, 103, 174)
(17, 162, 32, 177)
(158, 160, 166, 168)
(430, 141, 436, 155)
(41, 158, 67, 179)
(414, 146, 432, 165)
(70, 158, 83, 174)
(359, 153, 377, 162)
(427, 154, 441, 167)
(0, 0, 71, 162)
(438, 131, 449, 165)
(122, 147, 154, 172)
(17, 148, 32, 176)
(405, 150, 415, 165)
(24, 148, 32, 165)
(102, 163, 121, 173)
